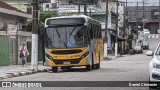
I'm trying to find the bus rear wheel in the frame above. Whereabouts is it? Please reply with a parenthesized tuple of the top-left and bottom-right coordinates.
(86, 65, 92, 71)
(95, 63, 100, 69)
(52, 67, 58, 72)
(95, 52, 100, 69)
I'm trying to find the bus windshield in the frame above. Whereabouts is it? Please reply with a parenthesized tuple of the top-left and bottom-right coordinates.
(45, 25, 88, 49)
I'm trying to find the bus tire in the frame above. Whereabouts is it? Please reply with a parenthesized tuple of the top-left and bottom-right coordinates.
(95, 52, 100, 69)
(86, 65, 91, 71)
(52, 67, 58, 72)
(92, 53, 95, 69)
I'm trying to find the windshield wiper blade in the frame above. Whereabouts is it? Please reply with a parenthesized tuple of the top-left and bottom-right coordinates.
(69, 25, 79, 36)
(55, 27, 61, 38)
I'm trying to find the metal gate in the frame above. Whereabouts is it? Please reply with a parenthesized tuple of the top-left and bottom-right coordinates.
(10, 36, 17, 65)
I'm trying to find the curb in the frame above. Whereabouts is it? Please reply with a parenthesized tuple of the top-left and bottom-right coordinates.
(0, 68, 51, 80)
(104, 55, 127, 61)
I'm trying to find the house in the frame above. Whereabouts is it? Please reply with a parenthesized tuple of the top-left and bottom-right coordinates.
(127, 6, 160, 34)
(0, 1, 32, 66)
(98, 0, 126, 54)
(2, 0, 32, 13)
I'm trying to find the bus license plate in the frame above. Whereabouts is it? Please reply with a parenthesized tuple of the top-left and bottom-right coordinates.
(63, 61, 71, 64)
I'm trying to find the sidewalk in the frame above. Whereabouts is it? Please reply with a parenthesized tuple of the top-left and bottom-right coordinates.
(104, 54, 127, 61)
(0, 62, 51, 80)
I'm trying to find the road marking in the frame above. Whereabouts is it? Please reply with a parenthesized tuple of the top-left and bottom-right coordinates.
(152, 35, 155, 38)
(156, 35, 159, 38)
(148, 35, 151, 38)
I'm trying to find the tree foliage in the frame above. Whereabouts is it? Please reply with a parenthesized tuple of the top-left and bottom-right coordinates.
(27, 11, 57, 35)
(26, 11, 57, 61)
(126, 34, 133, 52)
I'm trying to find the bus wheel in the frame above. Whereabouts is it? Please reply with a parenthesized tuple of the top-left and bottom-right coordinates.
(92, 53, 94, 69)
(86, 65, 91, 71)
(52, 67, 58, 72)
(95, 63, 100, 69)
(95, 53, 100, 69)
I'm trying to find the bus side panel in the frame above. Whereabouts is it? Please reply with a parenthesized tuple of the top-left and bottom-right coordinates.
(99, 39, 104, 62)
(90, 39, 99, 65)
(94, 39, 103, 64)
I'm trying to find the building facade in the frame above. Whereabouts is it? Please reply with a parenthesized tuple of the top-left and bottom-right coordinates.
(3, 0, 32, 13)
(127, 6, 159, 34)
(0, 1, 32, 66)
(98, 0, 126, 54)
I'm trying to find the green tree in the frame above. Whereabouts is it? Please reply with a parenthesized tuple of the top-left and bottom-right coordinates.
(27, 11, 57, 61)
(126, 34, 133, 53)
(27, 11, 57, 34)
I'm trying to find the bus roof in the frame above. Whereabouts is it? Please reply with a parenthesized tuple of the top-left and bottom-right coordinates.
(46, 15, 90, 20)
(45, 15, 101, 27)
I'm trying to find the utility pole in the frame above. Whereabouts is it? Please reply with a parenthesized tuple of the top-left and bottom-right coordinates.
(136, 1, 139, 40)
(123, 0, 126, 54)
(31, 0, 38, 71)
(84, 0, 87, 15)
(115, 0, 118, 57)
(142, 0, 145, 31)
(104, 0, 108, 58)
(78, 0, 80, 15)
(142, 0, 145, 19)
(159, 0, 160, 30)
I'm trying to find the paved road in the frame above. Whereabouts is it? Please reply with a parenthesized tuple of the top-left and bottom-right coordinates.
(0, 37, 159, 90)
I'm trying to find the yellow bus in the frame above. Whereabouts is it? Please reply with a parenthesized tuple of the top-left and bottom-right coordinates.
(42, 15, 104, 72)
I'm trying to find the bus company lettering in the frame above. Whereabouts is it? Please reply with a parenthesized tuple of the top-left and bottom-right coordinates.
(54, 55, 81, 58)
(12, 82, 42, 87)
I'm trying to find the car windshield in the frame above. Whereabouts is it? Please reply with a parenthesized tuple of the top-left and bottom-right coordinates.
(45, 25, 88, 49)
(134, 46, 141, 49)
(155, 45, 160, 55)
(142, 41, 148, 45)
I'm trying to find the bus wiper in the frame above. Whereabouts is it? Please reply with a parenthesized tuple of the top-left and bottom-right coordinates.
(55, 27, 60, 37)
(55, 27, 61, 40)
(69, 25, 78, 36)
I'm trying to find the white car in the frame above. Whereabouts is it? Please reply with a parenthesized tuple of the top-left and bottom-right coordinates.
(147, 43, 160, 88)
(157, 29, 160, 34)
(143, 29, 150, 36)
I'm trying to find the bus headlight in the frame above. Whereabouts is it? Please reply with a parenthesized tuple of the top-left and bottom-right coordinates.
(81, 51, 89, 59)
(45, 54, 53, 60)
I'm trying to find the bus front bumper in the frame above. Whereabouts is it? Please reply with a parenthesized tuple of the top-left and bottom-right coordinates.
(48, 57, 90, 67)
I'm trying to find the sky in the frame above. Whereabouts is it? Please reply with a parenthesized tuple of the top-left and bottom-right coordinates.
(127, 0, 159, 6)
